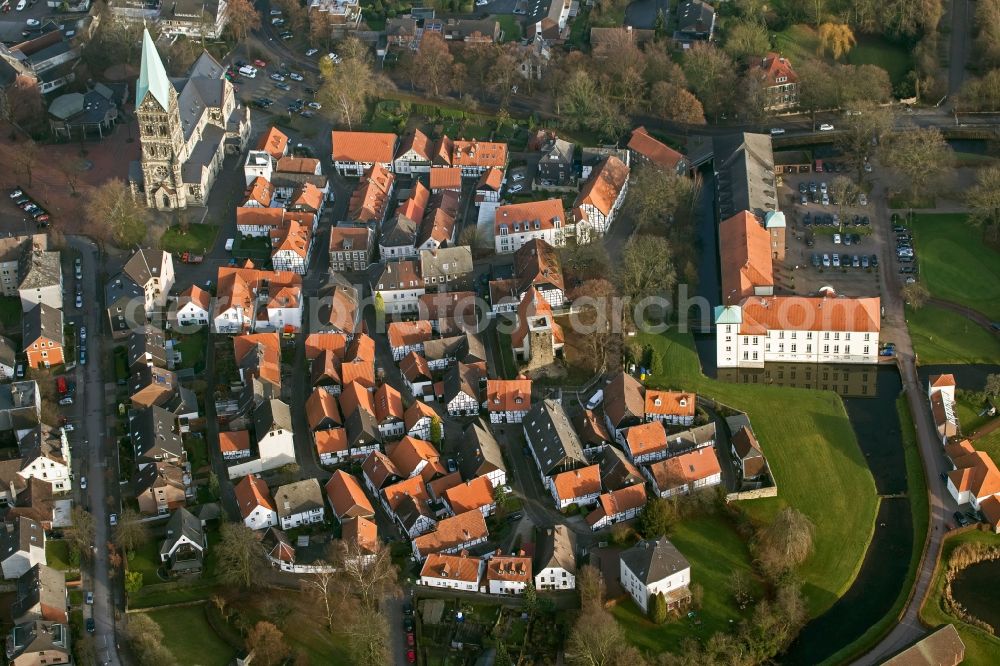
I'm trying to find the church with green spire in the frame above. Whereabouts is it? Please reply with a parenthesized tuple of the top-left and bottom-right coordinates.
(129, 29, 251, 211)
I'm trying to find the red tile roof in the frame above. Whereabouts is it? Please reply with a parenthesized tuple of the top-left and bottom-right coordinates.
(362, 450, 401, 489)
(325, 470, 375, 520)
(420, 552, 481, 583)
(574, 155, 629, 219)
(485, 555, 532, 583)
(644, 390, 696, 418)
(494, 199, 565, 235)
(758, 53, 798, 87)
(412, 510, 489, 556)
(551, 465, 601, 502)
(314, 428, 348, 457)
(648, 448, 722, 491)
(624, 422, 668, 458)
(305, 388, 342, 430)
(628, 126, 687, 172)
(276, 156, 320, 174)
(736, 296, 881, 335)
(219, 430, 250, 454)
(586, 484, 647, 527)
(387, 435, 440, 477)
(332, 131, 398, 164)
(720, 210, 773, 305)
(429, 167, 464, 191)
(257, 126, 289, 159)
(305, 333, 348, 361)
(234, 474, 275, 519)
(374, 384, 405, 423)
(245, 176, 275, 207)
(451, 139, 508, 169)
(388, 320, 434, 350)
(343, 516, 379, 552)
(486, 379, 532, 413)
(443, 476, 495, 514)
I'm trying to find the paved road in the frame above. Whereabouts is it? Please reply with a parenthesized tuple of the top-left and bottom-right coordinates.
(70, 236, 124, 666)
(948, 0, 973, 95)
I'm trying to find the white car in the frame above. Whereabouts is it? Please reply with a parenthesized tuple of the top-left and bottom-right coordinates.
(26, 18, 39, 27)
(305, 48, 319, 57)
(769, 127, 786, 136)
(58, 396, 74, 406)
(80, 476, 87, 490)
(307, 101, 322, 110)
(289, 72, 303, 81)
(269, 8, 282, 14)
(109, 514, 118, 527)
(858, 193, 868, 206)
(833, 234, 841, 244)
(476, 0, 488, 4)
(79, 326, 87, 342)
(512, 172, 525, 181)
(16, 0, 26, 10)
(818, 123, 835, 131)
(509, 184, 523, 193)
(326, 53, 342, 64)
(62, 424, 75, 432)
(238, 65, 257, 78)
(75, 294, 82, 308)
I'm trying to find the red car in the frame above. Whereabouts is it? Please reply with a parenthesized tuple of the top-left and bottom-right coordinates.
(406, 650, 416, 664)
(407, 633, 415, 647)
(253, 59, 267, 68)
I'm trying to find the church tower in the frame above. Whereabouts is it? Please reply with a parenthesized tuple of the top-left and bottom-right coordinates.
(135, 29, 188, 210)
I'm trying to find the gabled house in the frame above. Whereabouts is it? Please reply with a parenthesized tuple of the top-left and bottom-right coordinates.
(604, 371, 645, 444)
(344, 408, 381, 460)
(234, 332, 281, 393)
(646, 447, 723, 498)
(387, 435, 444, 480)
(11, 564, 66, 625)
(315, 428, 349, 465)
(485, 553, 533, 595)
(388, 321, 434, 361)
(374, 384, 406, 439)
(383, 475, 436, 538)
(486, 379, 532, 424)
(443, 362, 483, 417)
(331, 130, 398, 177)
(514, 238, 565, 308)
(159, 508, 206, 577)
(443, 475, 496, 517)
(674, 0, 716, 45)
(129, 365, 177, 409)
(623, 421, 669, 465)
(213, 266, 303, 334)
(420, 246, 472, 291)
(0, 336, 16, 380)
(419, 551, 483, 592)
(586, 484, 647, 531)
(362, 450, 402, 497)
(401, 352, 434, 401)
(329, 226, 375, 272)
(274, 478, 325, 529)
(460, 419, 507, 489)
(257, 126, 289, 160)
(523, 399, 588, 481)
(234, 474, 278, 530)
(549, 464, 602, 510)
(731, 425, 768, 482)
(755, 53, 798, 111)
(628, 126, 690, 175)
(418, 291, 480, 335)
(620, 537, 691, 613)
(22, 305, 63, 368)
(310, 348, 342, 393)
(243, 176, 276, 208)
(306, 388, 342, 432)
(534, 525, 576, 590)
(270, 218, 313, 275)
(342, 516, 379, 557)
(348, 164, 396, 225)
(475, 168, 504, 205)
(130, 406, 184, 466)
(5, 619, 71, 665)
(371, 260, 425, 315)
(380, 213, 420, 260)
(494, 199, 566, 254)
(394, 128, 433, 174)
(253, 398, 296, 468)
(127, 325, 168, 370)
(946, 450, 1000, 510)
(537, 137, 575, 186)
(16, 426, 71, 493)
(123, 248, 175, 314)
(575, 408, 612, 455)
(0, 382, 40, 432)
(135, 461, 188, 516)
(17, 249, 62, 313)
(598, 445, 644, 492)
(446, 138, 508, 177)
(929, 374, 959, 446)
(105, 273, 146, 339)
(526, 0, 571, 42)
(0, 517, 45, 579)
(317, 273, 362, 336)
(405, 401, 441, 442)
(325, 470, 375, 522)
(422, 332, 487, 371)
(573, 155, 630, 243)
(411, 510, 489, 560)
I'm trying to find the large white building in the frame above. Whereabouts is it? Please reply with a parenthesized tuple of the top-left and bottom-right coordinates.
(619, 537, 691, 613)
(494, 199, 567, 254)
(714, 296, 880, 368)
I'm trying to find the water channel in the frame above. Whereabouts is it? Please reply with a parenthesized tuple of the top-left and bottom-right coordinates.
(950, 559, 1000, 633)
(690, 167, 914, 663)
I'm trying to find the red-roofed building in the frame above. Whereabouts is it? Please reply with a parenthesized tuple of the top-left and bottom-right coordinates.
(412, 510, 489, 560)
(243, 176, 276, 208)
(646, 447, 722, 498)
(644, 390, 696, 426)
(325, 470, 375, 522)
(573, 156, 630, 242)
(315, 429, 349, 465)
(719, 211, 775, 306)
(331, 131, 398, 177)
(429, 166, 463, 192)
(622, 421, 669, 465)
(443, 476, 496, 517)
(405, 400, 442, 442)
(586, 484, 647, 531)
(494, 199, 566, 254)
(549, 464, 601, 509)
(419, 552, 483, 591)
(219, 430, 252, 461)
(373, 384, 406, 439)
(235, 474, 278, 530)
(329, 226, 375, 272)
(394, 128, 433, 174)
(755, 53, 798, 111)
(388, 320, 434, 361)
(257, 127, 289, 160)
(486, 379, 532, 423)
(485, 553, 533, 595)
(627, 126, 690, 175)
(176, 285, 211, 327)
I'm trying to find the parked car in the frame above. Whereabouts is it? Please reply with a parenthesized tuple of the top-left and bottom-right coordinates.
(833, 233, 841, 244)
(85, 591, 94, 604)
(80, 476, 87, 490)
(509, 184, 523, 193)
(289, 72, 304, 81)
(858, 193, 868, 206)
(822, 253, 831, 267)
(818, 123, 835, 131)
(305, 48, 319, 56)
(238, 65, 257, 78)
(86, 618, 95, 633)
(58, 396, 73, 406)
(254, 59, 267, 67)
(9, 188, 23, 199)
(811, 253, 821, 267)
(79, 348, 86, 365)
(280, 31, 294, 40)
(852, 255, 860, 268)
(821, 193, 829, 206)
(954, 511, 971, 527)
(109, 513, 118, 526)
(861, 255, 870, 268)
(270, 72, 285, 81)
(15, 363, 24, 378)
(74, 258, 82, 278)
(832, 254, 841, 267)
(274, 82, 291, 91)
(769, 127, 786, 135)
(307, 101, 322, 110)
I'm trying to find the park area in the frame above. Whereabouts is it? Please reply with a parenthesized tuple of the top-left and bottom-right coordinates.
(145, 606, 236, 666)
(634, 329, 878, 618)
(906, 304, 1000, 365)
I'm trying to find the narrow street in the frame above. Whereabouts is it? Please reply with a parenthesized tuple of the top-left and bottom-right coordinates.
(70, 236, 123, 666)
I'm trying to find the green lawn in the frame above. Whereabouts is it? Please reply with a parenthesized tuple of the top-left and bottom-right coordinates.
(906, 304, 1000, 365)
(498, 15, 522, 43)
(160, 223, 219, 254)
(845, 36, 913, 88)
(638, 329, 878, 617)
(911, 213, 1000, 320)
(45, 540, 73, 571)
(174, 330, 207, 372)
(613, 514, 761, 653)
(146, 605, 235, 666)
(773, 24, 821, 65)
(819, 397, 929, 664)
(919, 530, 1000, 665)
(186, 436, 210, 473)
(128, 541, 164, 586)
(0, 296, 20, 333)
(975, 428, 1000, 470)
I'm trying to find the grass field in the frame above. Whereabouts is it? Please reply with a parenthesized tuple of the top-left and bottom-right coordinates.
(45, 540, 73, 571)
(820, 397, 929, 664)
(613, 514, 761, 653)
(128, 541, 164, 586)
(911, 213, 1000, 320)
(906, 304, 1000, 365)
(498, 15, 522, 43)
(161, 223, 219, 255)
(773, 24, 820, 64)
(975, 429, 1000, 470)
(919, 530, 1000, 664)
(637, 329, 878, 617)
(147, 605, 235, 666)
(174, 330, 207, 372)
(846, 36, 913, 87)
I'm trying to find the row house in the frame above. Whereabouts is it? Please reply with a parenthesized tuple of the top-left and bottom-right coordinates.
(645, 447, 723, 498)
(494, 199, 566, 255)
(393, 128, 434, 174)
(324, 470, 375, 523)
(388, 320, 434, 361)
(438, 137, 508, 177)
(16, 426, 71, 494)
(429, 167, 463, 192)
(459, 419, 507, 489)
(573, 155, 630, 243)
(374, 384, 406, 439)
(443, 362, 484, 417)
(405, 401, 441, 441)
(586, 484, 647, 531)
(485, 553, 532, 595)
(411, 509, 489, 560)
(485, 378, 532, 424)
(122, 248, 175, 316)
(270, 218, 313, 274)
(331, 131, 398, 177)
(416, 191, 461, 252)
(212, 266, 303, 334)
(316, 274, 362, 339)
(348, 164, 396, 226)
(18, 248, 63, 313)
(419, 551, 483, 592)
(623, 421, 669, 465)
(475, 168, 504, 205)
(549, 465, 601, 510)
(443, 475, 496, 517)
(372, 260, 425, 315)
(401, 352, 434, 401)
(329, 226, 374, 272)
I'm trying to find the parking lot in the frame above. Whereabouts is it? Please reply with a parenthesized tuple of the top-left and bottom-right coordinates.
(228, 56, 323, 117)
(779, 165, 886, 298)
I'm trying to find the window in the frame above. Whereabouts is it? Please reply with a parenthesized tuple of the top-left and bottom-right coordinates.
(823, 345, 829, 354)
(864, 345, 870, 355)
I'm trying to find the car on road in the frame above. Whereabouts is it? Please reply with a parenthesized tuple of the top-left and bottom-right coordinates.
(818, 123, 835, 131)
(79, 326, 87, 342)
(769, 127, 785, 135)
(403, 602, 413, 616)
(15, 0, 26, 11)
(407, 650, 416, 664)
(15, 363, 24, 379)
(58, 396, 73, 405)
(79, 348, 87, 365)
(80, 476, 87, 490)
(25, 18, 39, 27)
(75, 293, 83, 308)
(305, 48, 318, 56)
(109, 513, 118, 526)
(271, 17, 285, 25)
(86, 591, 94, 604)
(280, 31, 293, 40)
(864, 161, 873, 173)
(269, 8, 282, 14)
(9, 188, 23, 199)
(446, 458, 458, 473)
(289, 72, 304, 81)
(407, 633, 415, 647)
(509, 184, 523, 193)
(404, 617, 414, 632)
(75, 258, 82, 278)
(86, 618, 95, 633)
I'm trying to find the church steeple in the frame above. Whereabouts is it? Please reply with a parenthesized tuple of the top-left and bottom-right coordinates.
(136, 28, 171, 109)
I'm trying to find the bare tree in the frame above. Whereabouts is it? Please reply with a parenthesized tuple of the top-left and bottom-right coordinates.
(881, 126, 952, 200)
(84, 179, 147, 248)
(902, 282, 930, 309)
(836, 102, 894, 182)
(318, 38, 384, 130)
(576, 564, 606, 611)
(126, 613, 178, 666)
(247, 621, 290, 666)
(618, 235, 677, 325)
(344, 605, 391, 666)
(225, 0, 261, 42)
(966, 166, 1000, 241)
(754, 507, 815, 579)
(16, 140, 40, 187)
(67, 506, 95, 561)
(412, 32, 454, 98)
(113, 506, 150, 554)
(569, 278, 621, 373)
(332, 538, 400, 612)
(301, 569, 337, 628)
(215, 521, 266, 589)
